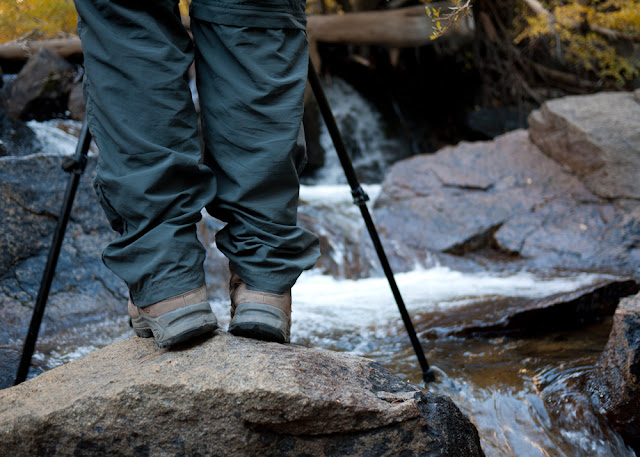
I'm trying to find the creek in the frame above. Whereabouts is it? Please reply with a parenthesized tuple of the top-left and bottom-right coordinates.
(23, 77, 636, 457)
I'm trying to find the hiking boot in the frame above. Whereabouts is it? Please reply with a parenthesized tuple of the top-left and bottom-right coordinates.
(228, 271, 291, 343)
(128, 284, 218, 348)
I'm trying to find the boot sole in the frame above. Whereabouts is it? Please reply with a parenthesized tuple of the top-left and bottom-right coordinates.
(132, 302, 218, 348)
(228, 303, 290, 344)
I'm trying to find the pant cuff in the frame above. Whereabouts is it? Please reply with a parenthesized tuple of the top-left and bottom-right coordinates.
(129, 270, 207, 307)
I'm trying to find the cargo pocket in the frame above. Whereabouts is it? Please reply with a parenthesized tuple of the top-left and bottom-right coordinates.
(93, 179, 126, 235)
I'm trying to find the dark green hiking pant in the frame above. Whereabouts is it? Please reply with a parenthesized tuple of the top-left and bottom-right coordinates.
(74, 0, 319, 307)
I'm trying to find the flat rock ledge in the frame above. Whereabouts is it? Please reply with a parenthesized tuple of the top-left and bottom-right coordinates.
(416, 277, 639, 337)
(0, 332, 485, 457)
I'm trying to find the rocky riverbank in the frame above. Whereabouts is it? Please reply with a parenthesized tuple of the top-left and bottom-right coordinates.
(2, 48, 640, 454)
(372, 89, 640, 452)
(374, 92, 640, 277)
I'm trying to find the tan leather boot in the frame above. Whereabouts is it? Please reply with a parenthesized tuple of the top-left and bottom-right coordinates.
(128, 284, 218, 348)
(228, 271, 291, 343)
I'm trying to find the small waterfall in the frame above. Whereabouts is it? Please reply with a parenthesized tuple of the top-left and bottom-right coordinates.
(304, 76, 407, 185)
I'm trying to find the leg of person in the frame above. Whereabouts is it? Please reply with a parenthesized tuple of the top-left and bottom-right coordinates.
(190, 0, 320, 343)
(74, 0, 218, 347)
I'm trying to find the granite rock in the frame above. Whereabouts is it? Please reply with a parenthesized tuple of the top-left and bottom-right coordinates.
(528, 90, 640, 200)
(374, 128, 640, 276)
(0, 332, 485, 457)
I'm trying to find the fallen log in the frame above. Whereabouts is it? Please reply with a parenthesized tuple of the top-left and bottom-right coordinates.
(0, 38, 82, 60)
(306, 3, 473, 68)
(307, 4, 472, 47)
(0, 4, 473, 63)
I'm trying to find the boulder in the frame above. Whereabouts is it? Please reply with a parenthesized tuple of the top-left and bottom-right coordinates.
(0, 332, 485, 457)
(374, 129, 640, 276)
(587, 294, 640, 452)
(1, 47, 76, 121)
(528, 90, 640, 200)
(0, 125, 126, 389)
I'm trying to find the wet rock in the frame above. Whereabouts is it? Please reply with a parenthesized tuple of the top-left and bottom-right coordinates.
(374, 129, 640, 276)
(528, 90, 640, 200)
(0, 149, 126, 389)
(0, 108, 41, 157)
(416, 277, 639, 337)
(1, 155, 67, 275)
(1, 47, 76, 121)
(0, 332, 485, 457)
(0, 350, 21, 391)
(587, 294, 640, 452)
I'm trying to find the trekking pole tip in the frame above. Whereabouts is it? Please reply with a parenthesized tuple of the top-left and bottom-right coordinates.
(423, 369, 436, 384)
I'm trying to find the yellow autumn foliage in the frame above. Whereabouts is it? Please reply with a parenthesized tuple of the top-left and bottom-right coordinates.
(425, 0, 472, 39)
(514, 0, 640, 84)
(0, 0, 193, 43)
(0, 0, 77, 42)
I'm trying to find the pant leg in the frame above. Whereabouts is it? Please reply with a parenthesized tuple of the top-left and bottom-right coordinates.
(190, 3, 320, 293)
(74, 0, 217, 306)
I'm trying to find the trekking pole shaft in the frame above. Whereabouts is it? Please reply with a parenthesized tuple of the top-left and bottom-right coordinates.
(14, 121, 92, 385)
(307, 59, 434, 383)
(358, 204, 435, 383)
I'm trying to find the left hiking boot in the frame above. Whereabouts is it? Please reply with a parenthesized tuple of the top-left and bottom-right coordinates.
(227, 271, 291, 343)
(128, 284, 218, 348)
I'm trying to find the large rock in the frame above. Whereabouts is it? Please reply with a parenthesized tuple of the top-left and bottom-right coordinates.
(0, 47, 76, 121)
(0, 120, 126, 389)
(374, 129, 640, 275)
(528, 90, 640, 200)
(0, 332, 485, 457)
(587, 294, 640, 452)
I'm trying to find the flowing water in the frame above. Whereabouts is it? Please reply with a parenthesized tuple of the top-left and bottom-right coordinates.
(23, 79, 637, 457)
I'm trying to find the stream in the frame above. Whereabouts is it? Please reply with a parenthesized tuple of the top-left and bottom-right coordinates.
(23, 77, 636, 457)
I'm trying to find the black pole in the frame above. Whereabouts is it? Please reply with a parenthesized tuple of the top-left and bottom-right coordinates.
(14, 120, 92, 386)
(307, 60, 435, 383)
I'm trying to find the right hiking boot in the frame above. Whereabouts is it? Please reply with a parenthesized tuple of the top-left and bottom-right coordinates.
(128, 284, 218, 348)
(227, 271, 291, 343)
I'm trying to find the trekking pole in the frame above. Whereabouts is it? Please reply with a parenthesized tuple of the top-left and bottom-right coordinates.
(307, 60, 435, 384)
(14, 119, 92, 386)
